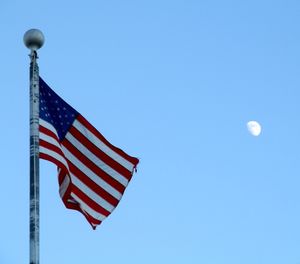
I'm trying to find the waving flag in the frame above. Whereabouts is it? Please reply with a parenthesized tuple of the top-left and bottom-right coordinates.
(39, 77, 139, 229)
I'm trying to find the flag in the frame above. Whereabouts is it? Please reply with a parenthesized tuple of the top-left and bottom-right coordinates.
(39, 77, 139, 229)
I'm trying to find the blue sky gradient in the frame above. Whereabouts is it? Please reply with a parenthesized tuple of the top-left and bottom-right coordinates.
(1, 1, 300, 263)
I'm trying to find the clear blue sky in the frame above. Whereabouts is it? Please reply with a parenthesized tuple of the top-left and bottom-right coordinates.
(1, 0, 300, 263)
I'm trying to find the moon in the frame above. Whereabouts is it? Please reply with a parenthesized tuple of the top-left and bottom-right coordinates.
(247, 121, 262, 136)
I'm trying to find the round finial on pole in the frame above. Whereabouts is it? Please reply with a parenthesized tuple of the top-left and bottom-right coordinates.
(23, 29, 45, 51)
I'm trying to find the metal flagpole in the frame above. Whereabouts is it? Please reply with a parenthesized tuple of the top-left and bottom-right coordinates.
(24, 29, 45, 264)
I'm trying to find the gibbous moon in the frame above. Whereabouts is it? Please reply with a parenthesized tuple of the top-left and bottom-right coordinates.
(247, 121, 262, 136)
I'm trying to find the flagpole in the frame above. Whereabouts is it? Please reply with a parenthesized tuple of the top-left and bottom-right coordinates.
(24, 29, 45, 264)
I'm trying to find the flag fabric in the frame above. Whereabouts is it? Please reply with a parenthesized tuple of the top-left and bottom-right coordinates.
(39, 77, 139, 229)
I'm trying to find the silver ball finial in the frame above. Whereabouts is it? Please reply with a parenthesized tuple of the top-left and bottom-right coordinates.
(23, 29, 45, 51)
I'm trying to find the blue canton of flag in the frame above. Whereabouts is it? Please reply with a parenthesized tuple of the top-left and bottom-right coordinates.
(40, 82, 78, 140)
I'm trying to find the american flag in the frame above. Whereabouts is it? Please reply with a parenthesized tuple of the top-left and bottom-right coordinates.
(39, 77, 139, 229)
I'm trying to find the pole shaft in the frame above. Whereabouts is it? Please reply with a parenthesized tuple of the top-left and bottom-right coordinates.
(29, 51, 40, 264)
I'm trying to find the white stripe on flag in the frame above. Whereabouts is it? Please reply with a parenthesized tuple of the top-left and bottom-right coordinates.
(39, 146, 69, 170)
(65, 132, 129, 186)
(70, 192, 106, 221)
(40, 131, 62, 150)
(71, 174, 115, 212)
(62, 144, 122, 200)
(58, 170, 71, 198)
(74, 120, 135, 171)
(40, 119, 60, 137)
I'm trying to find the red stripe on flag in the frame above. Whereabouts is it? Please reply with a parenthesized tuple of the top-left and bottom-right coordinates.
(77, 115, 139, 166)
(58, 169, 67, 186)
(63, 198, 102, 230)
(39, 153, 69, 174)
(39, 139, 64, 159)
(62, 138, 127, 194)
(84, 214, 102, 228)
(71, 185, 111, 217)
(68, 162, 119, 207)
(40, 125, 60, 142)
(69, 125, 133, 180)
